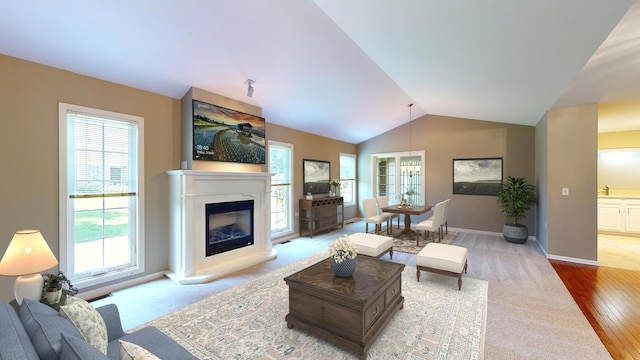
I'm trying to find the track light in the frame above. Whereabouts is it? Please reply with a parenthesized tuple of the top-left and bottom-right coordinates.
(245, 79, 255, 97)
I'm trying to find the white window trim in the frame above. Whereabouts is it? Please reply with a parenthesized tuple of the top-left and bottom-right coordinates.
(58, 102, 145, 289)
(268, 140, 294, 239)
(371, 150, 425, 205)
(339, 152, 357, 207)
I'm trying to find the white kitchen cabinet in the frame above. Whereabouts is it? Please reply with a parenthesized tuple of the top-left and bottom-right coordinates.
(625, 200, 640, 233)
(598, 199, 624, 232)
(598, 198, 640, 234)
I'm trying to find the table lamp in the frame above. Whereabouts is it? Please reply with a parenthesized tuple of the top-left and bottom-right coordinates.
(0, 230, 59, 304)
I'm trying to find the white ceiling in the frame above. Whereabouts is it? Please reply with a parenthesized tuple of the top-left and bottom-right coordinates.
(1, 1, 638, 143)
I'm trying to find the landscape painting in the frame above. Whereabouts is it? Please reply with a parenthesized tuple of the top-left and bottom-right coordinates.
(192, 99, 266, 164)
(453, 158, 503, 195)
(303, 159, 331, 195)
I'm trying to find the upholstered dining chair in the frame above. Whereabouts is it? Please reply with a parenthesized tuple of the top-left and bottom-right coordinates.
(363, 198, 387, 235)
(442, 198, 451, 234)
(376, 195, 399, 234)
(415, 201, 445, 245)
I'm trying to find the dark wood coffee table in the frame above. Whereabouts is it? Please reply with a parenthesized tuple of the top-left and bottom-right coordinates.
(284, 256, 404, 360)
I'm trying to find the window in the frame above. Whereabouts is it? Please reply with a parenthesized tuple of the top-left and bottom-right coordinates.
(372, 151, 425, 205)
(339, 153, 356, 206)
(269, 141, 293, 237)
(59, 103, 144, 288)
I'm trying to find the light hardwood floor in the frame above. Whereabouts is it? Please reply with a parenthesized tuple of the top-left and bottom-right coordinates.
(598, 233, 640, 271)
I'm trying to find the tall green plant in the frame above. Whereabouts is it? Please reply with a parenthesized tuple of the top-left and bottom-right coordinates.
(496, 176, 536, 225)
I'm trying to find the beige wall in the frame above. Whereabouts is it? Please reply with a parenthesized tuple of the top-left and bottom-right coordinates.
(598, 130, 640, 149)
(535, 113, 549, 251)
(545, 104, 598, 261)
(359, 114, 536, 233)
(266, 123, 359, 223)
(0, 54, 356, 301)
(0, 54, 181, 301)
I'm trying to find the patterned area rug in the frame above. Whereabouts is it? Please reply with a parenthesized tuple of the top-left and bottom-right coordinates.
(391, 229, 458, 254)
(136, 252, 487, 359)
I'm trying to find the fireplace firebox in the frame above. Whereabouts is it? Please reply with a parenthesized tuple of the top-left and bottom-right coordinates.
(206, 200, 254, 257)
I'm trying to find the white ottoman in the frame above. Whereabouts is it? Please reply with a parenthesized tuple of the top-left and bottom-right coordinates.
(416, 243, 468, 290)
(349, 232, 394, 259)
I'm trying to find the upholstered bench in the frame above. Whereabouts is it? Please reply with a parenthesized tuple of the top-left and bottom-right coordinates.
(416, 243, 468, 290)
(349, 232, 394, 259)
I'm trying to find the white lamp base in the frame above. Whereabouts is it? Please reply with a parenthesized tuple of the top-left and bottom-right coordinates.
(15, 273, 44, 305)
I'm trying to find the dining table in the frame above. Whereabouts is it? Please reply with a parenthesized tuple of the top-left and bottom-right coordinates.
(380, 204, 432, 240)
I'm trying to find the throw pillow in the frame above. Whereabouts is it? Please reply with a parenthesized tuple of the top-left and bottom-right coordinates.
(59, 333, 110, 360)
(60, 296, 108, 354)
(19, 298, 83, 360)
(119, 340, 161, 360)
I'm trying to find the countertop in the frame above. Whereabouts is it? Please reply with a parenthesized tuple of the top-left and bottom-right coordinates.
(598, 194, 640, 199)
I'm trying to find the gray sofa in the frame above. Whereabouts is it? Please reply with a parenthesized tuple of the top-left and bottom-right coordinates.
(0, 298, 195, 360)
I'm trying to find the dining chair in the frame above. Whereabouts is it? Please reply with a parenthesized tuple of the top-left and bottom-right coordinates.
(415, 201, 445, 246)
(376, 195, 399, 234)
(442, 198, 451, 235)
(363, 198, 386, 235)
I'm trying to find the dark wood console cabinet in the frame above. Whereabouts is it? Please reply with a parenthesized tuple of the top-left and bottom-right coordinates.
(299, 197, 344, 237)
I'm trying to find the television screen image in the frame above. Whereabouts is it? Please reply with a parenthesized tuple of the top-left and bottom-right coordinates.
(192, 99, 266, 164)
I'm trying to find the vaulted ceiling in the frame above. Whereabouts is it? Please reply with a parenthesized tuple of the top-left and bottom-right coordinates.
(1, 1, 638, 143)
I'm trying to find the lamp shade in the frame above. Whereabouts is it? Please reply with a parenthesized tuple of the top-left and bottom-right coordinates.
(0, 229, 58, 276)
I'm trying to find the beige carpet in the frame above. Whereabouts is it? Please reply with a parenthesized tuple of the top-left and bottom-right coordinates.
(452, 231, 613, 360)
(135, 251, 488, 359)
(391, 230, 458, 254)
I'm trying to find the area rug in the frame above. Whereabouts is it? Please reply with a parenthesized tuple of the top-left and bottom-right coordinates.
(135, 252, 487, 359)
(391, 230, 458, 254)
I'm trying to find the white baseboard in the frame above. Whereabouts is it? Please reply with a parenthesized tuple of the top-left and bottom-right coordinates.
(547, 254, 599, 267)
(76, 271, 166, 301)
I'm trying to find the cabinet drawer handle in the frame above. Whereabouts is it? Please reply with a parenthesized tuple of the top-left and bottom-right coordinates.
(391, 288, 396, 296)
(373, 306, 379, 316)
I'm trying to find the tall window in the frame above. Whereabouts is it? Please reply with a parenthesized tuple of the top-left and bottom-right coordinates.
(59, 103, 144, 288)
(269, 141, 293, 237)
(373, 151, 425, 205)
(339, 153, 356, 206)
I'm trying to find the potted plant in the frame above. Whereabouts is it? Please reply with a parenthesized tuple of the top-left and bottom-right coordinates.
(42, 271, 78, 304)
(496, 176, 537, 244)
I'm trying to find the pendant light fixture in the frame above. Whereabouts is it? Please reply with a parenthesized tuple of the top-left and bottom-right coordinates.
(401, 103, 416, 177)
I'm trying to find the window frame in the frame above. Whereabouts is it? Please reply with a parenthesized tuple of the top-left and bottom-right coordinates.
(371, 150, 425, 205)
(268, 140, 294, 239)
(58, 102, 145, 289)
(339, 153, 356, 207)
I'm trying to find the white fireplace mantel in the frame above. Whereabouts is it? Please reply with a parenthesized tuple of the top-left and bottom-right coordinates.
(166, 170, 277, 284)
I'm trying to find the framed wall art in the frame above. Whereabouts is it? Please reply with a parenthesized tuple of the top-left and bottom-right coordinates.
(452, 157, 503, 195)
(303, 159, 331, 195)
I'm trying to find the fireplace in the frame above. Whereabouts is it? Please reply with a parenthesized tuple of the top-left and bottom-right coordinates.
(206, 200, 254, 257)
(166, 170, 276, 284)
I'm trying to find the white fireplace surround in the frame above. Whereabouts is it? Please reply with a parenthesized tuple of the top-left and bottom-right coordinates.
(166, 170, 277, 284)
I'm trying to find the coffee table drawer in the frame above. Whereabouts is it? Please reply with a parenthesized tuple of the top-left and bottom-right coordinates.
(364, 294, 386, 330)
(386, 278, 401, 306)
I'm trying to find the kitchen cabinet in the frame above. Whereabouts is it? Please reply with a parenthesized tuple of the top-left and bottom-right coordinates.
(598, 198, 640, 234)
(625, 200, 640, 233)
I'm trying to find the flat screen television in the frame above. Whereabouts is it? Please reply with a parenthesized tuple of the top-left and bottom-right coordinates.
(192, 99, 266, 164)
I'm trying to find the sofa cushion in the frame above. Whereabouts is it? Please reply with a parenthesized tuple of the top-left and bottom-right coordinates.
(59, 333, 110, 360)
(108, 326, 196, 360)
(119, 340, 160, 360)
(0, 301, 39, 359)
(60, 296, 108, 354)
(19, 298, 83, 360)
